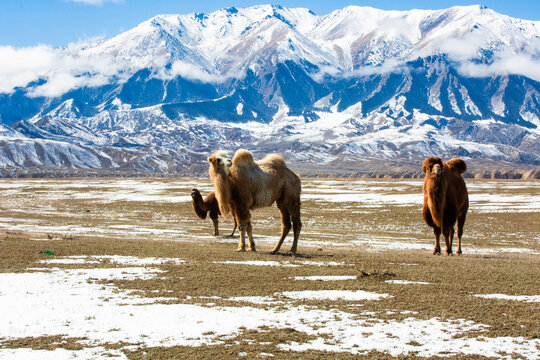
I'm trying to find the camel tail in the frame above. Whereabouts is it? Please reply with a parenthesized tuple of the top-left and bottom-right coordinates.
(447, 158, 467, 175)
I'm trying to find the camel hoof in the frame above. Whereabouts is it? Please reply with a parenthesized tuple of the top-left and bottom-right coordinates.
(235, 248, 246, 252)
(433, 249, 441, 255)
(457, 250, 463, 256)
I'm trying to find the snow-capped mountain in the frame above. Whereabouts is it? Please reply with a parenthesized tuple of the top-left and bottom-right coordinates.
(1, 5, 539, 177)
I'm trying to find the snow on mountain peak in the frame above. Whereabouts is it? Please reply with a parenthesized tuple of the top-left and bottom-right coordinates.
(1, 5, 540, 175)
(3, 5, 540, 98)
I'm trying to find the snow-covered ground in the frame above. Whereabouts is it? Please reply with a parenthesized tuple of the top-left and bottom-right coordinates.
(0, 178, 538, 253)
(1, 255, 539, 359)
(0, 178, 539, 358)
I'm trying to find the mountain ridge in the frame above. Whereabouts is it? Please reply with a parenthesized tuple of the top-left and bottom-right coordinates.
(0, 5, 539, 177)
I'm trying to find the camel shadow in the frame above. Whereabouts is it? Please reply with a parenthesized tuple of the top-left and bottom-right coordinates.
(215, 235, 239, 239)
(265, 251, 335, 259)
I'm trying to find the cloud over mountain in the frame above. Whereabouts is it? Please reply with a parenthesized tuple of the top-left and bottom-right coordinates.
(0, 5, 539, 176)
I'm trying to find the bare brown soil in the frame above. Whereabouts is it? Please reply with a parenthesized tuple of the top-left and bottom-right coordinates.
(0, 178, 538, 359)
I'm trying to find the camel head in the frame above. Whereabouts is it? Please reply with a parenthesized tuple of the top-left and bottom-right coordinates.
(208, 151, 232, 177)
(191, 188, 201, 200)
(422, 157, 444, 177)
(207, 151, 232, 218)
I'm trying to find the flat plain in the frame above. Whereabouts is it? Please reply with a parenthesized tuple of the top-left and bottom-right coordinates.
(0, 177, 538, 359)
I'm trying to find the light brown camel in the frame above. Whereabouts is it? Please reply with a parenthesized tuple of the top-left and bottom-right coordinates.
(191, 188, 236, 236)
(208, 149, 302, 254)
(422, 157, 469, 255)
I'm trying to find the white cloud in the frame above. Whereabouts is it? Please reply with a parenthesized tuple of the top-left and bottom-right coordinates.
(312, 29, 540, 83)
(438, 33, 489, 62)
(0, 45, 58, 93)
(457, 54, 540, 82)
(157, 60, 230, 83)
(312, 58, 408, 82)
(0, 44, 235, 98)
(29, 51, 126, 97)
(438, 32, 540, 82)
(0, 45, 128, 98)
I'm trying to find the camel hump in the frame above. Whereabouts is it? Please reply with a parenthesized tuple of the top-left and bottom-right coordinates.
(232, 149, 256, 168)
(259, 153, 286, 169)
(446, 158, 467, 175)
(206, 191, 216, 201)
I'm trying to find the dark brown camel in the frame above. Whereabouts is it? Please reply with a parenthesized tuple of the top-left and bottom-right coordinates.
(191, 188, 236, 237)
(422, 157, 469, 255)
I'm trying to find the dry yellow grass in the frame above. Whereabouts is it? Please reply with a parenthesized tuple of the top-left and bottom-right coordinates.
(0, 177, 538, 359)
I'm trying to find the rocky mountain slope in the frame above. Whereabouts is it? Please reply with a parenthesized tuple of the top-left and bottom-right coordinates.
(1, 5, 539, 177)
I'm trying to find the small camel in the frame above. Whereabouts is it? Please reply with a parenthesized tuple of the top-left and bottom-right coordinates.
(191, 188, 236, 237)
(208, 149, 302, 254)
(422, 157, 469, 255)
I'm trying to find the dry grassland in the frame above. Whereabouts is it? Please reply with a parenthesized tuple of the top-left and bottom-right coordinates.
(0, 178, 538, 359)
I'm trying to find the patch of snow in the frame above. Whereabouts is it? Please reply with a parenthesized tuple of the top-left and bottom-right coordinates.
(40, 255, 185, 266)
(466, 247, 540, 255)
(0, 347, 126, 360)
(293, 276, 357, 281)
(279, 316, 540, 358)
(295, 261, 349, 267)
(280, 290, 391, 301)
(389, 263, 419, 266)
(214, 261, 301, 267)
(1, 260, 539, 359)
(236, 102, 244, 116)
(473, 294, 540, 303)
(40, 256, 100, 265)
(491, 77, 508, 116)
(301, 192, 422, 206)
(257, 352, 275, 358)
(227, 296, 283, 305)
(385, 280, 432, 285)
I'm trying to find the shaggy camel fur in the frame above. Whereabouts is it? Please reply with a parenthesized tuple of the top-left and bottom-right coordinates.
(422, 157, 469, 255)
(208, 149, 302, 253)
(191, 188, 236, 237)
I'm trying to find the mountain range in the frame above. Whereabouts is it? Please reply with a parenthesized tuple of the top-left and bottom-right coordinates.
(1, 5, 539, 177)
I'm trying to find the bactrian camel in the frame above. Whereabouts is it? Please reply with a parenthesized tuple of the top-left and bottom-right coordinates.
(422, 157, 469, 255)
(208, 149, 301, 254)
(191, 188, 236, 237)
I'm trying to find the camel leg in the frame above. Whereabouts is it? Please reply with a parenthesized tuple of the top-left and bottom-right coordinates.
(236, 219, 247, 252)
(442, 226, 452, 256)
(271, 207, 291, 254)
(433, 226, 441, 255)
(246, 221, 256, 252)
(212, 218, 219, 236)
(449, 227, 455, 254)
(234, 203, 250, 252)
(289, 211, 301, 254)
(456, 214, 466, 256)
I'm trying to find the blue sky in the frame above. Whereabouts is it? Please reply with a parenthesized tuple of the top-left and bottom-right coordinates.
(0, 0, 539, 47)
